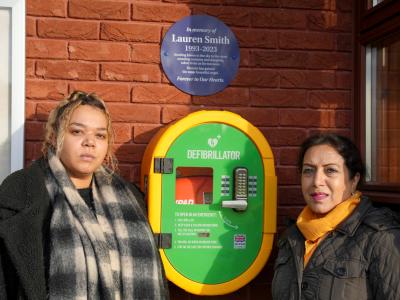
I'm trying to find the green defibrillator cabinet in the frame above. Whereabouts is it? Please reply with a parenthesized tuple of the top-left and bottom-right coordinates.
(141, 110, 277, 295)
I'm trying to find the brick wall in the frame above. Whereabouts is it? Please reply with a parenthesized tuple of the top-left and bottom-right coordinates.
(25, 0, 353, 299)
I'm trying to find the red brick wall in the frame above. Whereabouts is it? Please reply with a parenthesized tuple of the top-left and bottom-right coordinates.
(25, 0, 353, 299)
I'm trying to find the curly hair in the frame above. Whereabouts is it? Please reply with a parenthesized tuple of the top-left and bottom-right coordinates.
(42, 91, 117, 173)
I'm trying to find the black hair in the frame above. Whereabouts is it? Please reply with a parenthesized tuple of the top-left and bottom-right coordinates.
(298, 134, 365, 181)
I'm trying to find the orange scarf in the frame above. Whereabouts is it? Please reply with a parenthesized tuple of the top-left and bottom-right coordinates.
(296, 191, 361, 267)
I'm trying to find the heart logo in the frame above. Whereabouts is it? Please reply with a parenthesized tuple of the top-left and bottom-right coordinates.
(208, 138, 218, 148)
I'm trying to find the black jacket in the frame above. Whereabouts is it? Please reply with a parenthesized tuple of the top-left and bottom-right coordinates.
(272, 197, 400, 299)
(0, 158, 154, 300)
(0, 159, 51, 299)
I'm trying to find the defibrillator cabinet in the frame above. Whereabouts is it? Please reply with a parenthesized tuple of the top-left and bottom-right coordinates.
(140, 110, 277, 295)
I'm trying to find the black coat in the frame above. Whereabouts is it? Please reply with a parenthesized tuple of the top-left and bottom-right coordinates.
(272, 197, 400, 300)
(0, 159, 51, 299)
(0, 159, 155, 299)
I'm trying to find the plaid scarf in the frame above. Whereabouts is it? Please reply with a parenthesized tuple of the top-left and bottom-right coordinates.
(44, 152, 167, 299)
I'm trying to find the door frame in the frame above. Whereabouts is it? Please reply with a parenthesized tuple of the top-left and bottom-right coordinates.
(0, 0, 25, 173)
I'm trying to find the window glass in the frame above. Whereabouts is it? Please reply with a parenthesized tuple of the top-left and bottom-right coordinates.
(365, 34, 400, 183)
(0, 8, 11, 182)
(175, 167, 213, 205)
(367, 0, 385, 9)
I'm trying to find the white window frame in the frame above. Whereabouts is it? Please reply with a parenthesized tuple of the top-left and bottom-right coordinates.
(0, 0, 25, 173)
(365, 45, 377, 182)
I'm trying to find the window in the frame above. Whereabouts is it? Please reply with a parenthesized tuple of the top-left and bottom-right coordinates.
(365, 37, 400, 184)
(175, 167, 213, 205)
(0, 0, 25, 182)
(367, 0, 385, 9)
(355, 0, 400, 203)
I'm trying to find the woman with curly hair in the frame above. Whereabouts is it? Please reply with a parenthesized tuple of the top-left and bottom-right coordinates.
(0, 91, 168, 299)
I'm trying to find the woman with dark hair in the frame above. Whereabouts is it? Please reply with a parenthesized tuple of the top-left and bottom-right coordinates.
(0, 91, 168, 299)
(272, 133, 400, 300)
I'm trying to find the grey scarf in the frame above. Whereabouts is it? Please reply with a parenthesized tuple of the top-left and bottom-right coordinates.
(44, 152, 167, 299)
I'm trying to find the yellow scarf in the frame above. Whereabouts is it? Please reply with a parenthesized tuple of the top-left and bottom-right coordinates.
(296, 191, 361, 267)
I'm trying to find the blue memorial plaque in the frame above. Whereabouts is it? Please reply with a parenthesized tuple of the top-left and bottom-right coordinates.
(161, 15, 240, 96)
